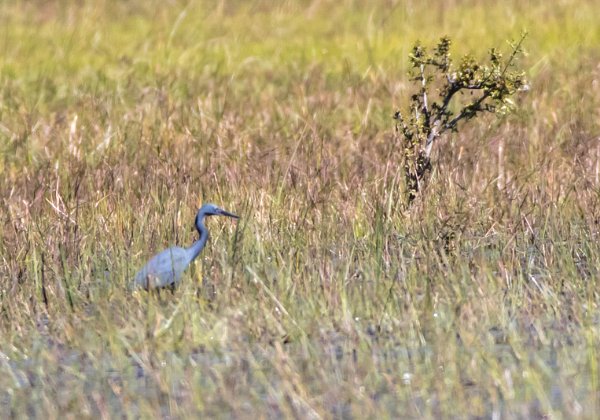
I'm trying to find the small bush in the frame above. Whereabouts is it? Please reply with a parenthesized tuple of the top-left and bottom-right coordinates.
(395, 33, 528, 204)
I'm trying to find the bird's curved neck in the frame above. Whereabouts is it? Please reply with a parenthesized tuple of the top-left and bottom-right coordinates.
(188, 217, 209, 261)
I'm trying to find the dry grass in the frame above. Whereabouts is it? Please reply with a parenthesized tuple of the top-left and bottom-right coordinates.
(1, 0, 600, 418)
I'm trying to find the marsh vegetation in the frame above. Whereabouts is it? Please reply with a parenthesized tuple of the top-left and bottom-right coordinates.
(1, 1, 600, 418)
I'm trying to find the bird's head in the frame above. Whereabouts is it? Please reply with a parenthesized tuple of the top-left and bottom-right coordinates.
(197, 203, 240, 222)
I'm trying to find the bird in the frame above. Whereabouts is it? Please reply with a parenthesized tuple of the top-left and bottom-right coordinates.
(133, 203, 239, 290)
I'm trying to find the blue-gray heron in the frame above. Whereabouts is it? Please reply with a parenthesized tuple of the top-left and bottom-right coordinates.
(133, 203, 239, 290)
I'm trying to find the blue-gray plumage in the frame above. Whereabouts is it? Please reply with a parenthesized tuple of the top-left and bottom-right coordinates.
(133, 203, 239, 290)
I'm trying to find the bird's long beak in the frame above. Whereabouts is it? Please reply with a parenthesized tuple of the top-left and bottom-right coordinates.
(219, 209, 240, 219)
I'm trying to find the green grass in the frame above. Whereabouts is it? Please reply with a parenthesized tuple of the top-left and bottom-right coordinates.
(1, 0, 600, 417)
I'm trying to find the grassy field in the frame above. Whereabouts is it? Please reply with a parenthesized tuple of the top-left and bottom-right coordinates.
(1, 0, 600, 418)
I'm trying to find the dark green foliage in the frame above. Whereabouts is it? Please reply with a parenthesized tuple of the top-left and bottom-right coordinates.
(395, 33, 528, 203)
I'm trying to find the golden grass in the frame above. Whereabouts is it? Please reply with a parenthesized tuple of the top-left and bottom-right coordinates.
(1, 0, 600, 417)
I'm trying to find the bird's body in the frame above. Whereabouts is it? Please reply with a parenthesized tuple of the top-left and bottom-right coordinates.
(133, 246, 195, 289)
(133, 203, 238, 290)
